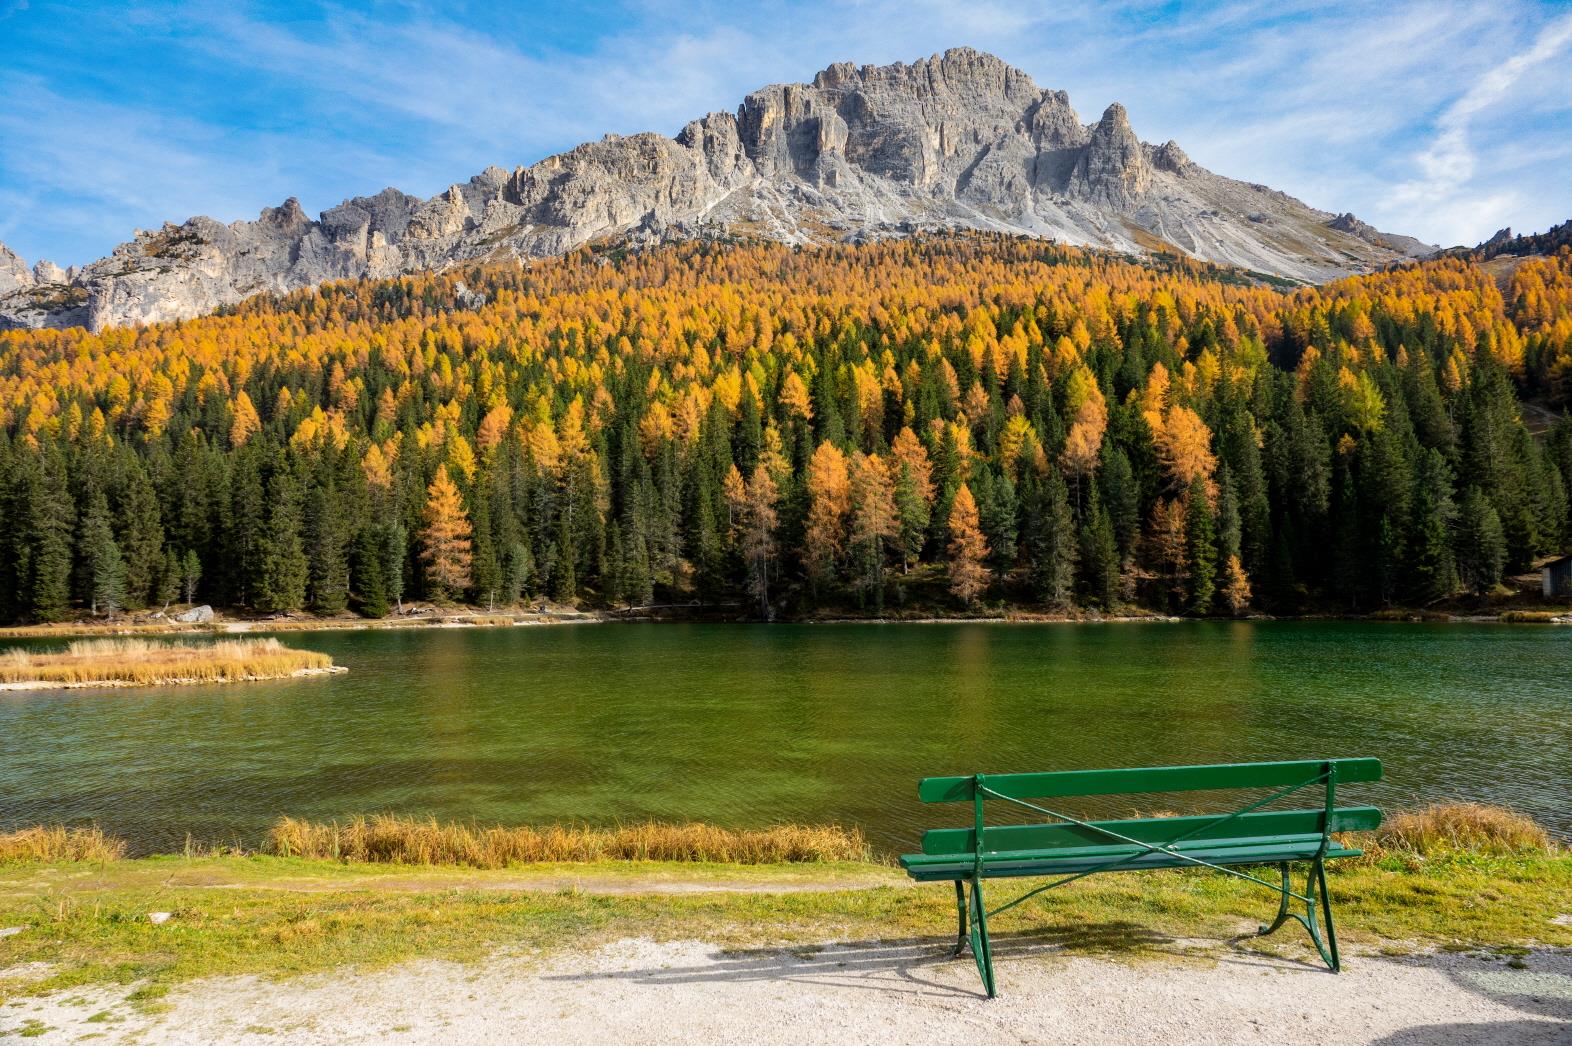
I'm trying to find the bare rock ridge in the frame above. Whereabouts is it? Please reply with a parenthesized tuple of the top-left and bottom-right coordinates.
(0, 48, 1435, 332)
(1327, 212, 1435, 257)
(1443, 220, 1572, 260)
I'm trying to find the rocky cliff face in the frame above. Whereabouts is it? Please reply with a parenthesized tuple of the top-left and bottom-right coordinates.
(0, 48, 1433, 332)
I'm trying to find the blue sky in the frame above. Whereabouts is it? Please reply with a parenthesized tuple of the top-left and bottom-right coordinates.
(3, 0, 1570, 268)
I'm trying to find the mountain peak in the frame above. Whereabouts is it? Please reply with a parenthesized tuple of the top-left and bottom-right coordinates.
(811, 46, 1034, 92)
(1, 48, 1431, 332)
(1098, 102, 1131, 127)
(1071, 103, 1151, 210)
(0, 242, 32, 296)
(261, 197, 310, 230)
(1153, 140, 1191, 173)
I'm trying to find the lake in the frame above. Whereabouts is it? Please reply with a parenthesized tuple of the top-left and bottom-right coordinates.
(1, 621, 1568, 855)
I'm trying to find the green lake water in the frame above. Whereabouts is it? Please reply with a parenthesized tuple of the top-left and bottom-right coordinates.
(1, 621, 1568, 855)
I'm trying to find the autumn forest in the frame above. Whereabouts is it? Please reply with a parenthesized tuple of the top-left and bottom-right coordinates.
(2, 234, 1571, 624)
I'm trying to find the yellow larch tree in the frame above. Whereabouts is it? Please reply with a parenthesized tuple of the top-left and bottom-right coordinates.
(420, 469, 473, 601)
(947, 483, 991, 605)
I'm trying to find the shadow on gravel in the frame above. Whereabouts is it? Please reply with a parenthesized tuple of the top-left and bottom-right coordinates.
(1374, 1021, 1569, 1045)
(1372, 947, 1572, 1044)
(544, 921, 1307, 999)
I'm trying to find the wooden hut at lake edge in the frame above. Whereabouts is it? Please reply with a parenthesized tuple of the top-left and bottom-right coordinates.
(1543, 555, 1572, 598)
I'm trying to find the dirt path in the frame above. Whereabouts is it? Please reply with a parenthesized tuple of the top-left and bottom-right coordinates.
(0, 863, 904, 898)
(5, 939, 1568, 1043)
(182, 873, 900, 895)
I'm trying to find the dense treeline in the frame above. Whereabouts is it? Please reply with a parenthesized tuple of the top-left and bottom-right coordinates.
(2, 235, 1570, 623)
(1459, 220, 1572, 262)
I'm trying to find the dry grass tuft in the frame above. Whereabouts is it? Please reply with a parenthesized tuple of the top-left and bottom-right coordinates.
(0, 825, 126, 863)
(1499, 610, 1569, 623)
(1366, 803, 1558, 858)
(1, 806, 1553, 870)
(0, 637, 333, 686)
(266, 815, 870, 867)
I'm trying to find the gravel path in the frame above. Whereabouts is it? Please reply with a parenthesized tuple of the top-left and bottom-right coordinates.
(5, 940, 1569, 1043)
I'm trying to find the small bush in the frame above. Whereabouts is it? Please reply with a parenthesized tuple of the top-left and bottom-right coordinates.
(265, 815, 870, 866)
(1367, 803, 1558, 858)
(0, 826, 126, 863)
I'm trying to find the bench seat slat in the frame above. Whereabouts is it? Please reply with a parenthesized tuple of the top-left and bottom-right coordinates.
(900, 840, 1363, 881)
(903, 833, 1345, 869)
(920, 806, 1382, 855)
(917, 758, 1382, 803)
(905, 831, 1338, 867)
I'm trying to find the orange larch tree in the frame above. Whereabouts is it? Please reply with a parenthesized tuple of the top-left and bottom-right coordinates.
(947, 483, 991, 605)
(420, 469, 473, 601)
(804, 441, 851, 586)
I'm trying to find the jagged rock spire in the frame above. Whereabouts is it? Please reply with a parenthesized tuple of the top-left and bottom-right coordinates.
(1071, 103, 1151, 211)
(0, 242, 32, 294)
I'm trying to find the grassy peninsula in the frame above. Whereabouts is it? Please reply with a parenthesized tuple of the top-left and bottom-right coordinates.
(0, 637, 340, 689)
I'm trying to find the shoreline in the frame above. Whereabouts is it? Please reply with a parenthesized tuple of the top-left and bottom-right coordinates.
(1, 607, 1568, 640)
(0, 609, 607, 641)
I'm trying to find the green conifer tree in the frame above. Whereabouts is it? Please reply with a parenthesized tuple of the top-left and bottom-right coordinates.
(305, 469, 349, 615)
(1078, 499, 1119, 610)
(257, 462, 308, 613)
(17, 450, 74, 622)
(1185, 476, 1217, 614)
(469, 478, 502, 607)
(1407, 448, 1458, 603)
(1098, 443, 1140, 563)
(1027, 467, 1077, 607)
(383, 519, 407, 613)
(976, 468, 1018, 574)
(113, 463, 165, 609)
(894, 463, 930, 574)
(179, 548, 202, 605)
(78, 490, 126, 616)
(1456, 486, 1506, 595)
(351, 527, 389, 618)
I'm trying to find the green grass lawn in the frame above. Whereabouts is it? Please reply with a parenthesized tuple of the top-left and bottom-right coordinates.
(2, 851, 1568, 1002)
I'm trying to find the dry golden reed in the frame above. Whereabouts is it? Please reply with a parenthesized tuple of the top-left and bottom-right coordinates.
(265, 814, 870, 867)
(1366, 803, 1558, 857)
(0, 637, 332, 686)
(0, 805, 1554, 868)
(0, 825, 126, 862)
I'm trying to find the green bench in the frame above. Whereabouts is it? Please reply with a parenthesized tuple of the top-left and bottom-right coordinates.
(900, 758, 1383, 997)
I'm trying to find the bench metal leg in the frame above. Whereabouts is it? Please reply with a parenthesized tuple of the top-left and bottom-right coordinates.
(1315, 856, 1341, 972)
(952, 879, 970, 956)
(968, 875, 997, 998)
(1298, 857, 1340, 972)
(1257, 862, 1293, 936)
(1254, 858, 1340, 972)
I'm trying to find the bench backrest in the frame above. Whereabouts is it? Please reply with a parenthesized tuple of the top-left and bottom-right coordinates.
(918, 758, 1381, 803)
(916, 758, 1382, 857)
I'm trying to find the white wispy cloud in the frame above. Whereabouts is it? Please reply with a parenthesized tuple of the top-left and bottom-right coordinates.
(0, 80, 270, 263)
(1385, 11, 1572, 240)
(0, 70, 412, 266)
